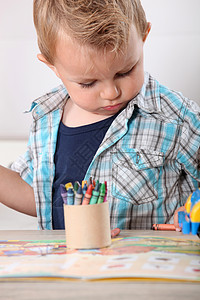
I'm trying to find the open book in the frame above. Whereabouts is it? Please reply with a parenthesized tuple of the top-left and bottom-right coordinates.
(0, 235, 199, 281)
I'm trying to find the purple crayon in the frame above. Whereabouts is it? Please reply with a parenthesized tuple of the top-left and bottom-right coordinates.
(60, 184, 68, 204)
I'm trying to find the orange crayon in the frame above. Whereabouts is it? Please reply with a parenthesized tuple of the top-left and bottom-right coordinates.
(82, 184, 93, 205)
(152, 224, 176, 231)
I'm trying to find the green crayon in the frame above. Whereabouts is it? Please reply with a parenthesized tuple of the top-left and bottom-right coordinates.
(90, 183, 100, 205)
(73, 181, 80, 193)
(97, 183, 106, 204)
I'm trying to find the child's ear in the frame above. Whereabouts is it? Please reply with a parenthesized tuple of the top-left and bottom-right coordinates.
(37, 54, 61, 78)
(143, 22, 151, 42)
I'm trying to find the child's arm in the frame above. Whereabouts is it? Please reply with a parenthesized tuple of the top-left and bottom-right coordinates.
(0, 165, 36, 217)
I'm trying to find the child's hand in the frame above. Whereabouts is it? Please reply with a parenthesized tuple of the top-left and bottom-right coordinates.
(173, 206, 186, 231)
(111, 228, 120, 237)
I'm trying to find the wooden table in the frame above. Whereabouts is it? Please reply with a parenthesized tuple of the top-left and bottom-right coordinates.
(0, 230, 199, 300)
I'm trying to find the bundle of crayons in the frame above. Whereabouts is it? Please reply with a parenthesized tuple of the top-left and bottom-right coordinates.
(60, 179, 107, 205)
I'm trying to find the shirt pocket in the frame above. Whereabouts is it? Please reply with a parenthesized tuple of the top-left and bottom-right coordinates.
(111, 149, 164, 205)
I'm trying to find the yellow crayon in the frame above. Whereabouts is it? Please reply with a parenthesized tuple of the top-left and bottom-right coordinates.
(82, 180, 87, 188)
(65, 182, 73, 190)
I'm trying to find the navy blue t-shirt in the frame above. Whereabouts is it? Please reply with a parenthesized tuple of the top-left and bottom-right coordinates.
(52, 115, 117, 229)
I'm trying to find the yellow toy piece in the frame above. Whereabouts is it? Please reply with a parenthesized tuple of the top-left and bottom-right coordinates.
(185, 193, 192, 213)
(190, 200, 200, 223)
(180, 189, 200, 235)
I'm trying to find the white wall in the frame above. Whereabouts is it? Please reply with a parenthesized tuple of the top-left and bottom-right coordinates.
(0, 0, 200, 139)
(0, 0, 200, 229)
(0, 0, 60, 139)
(143, 0, 200, 103)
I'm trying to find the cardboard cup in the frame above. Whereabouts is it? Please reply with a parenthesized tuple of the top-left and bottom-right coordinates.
(64, 202, 111, 249)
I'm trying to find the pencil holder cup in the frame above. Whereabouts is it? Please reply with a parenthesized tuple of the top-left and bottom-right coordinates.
(64, 202, 111, 249)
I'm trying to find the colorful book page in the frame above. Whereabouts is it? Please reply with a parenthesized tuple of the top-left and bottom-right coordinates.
(0, 236, 199, 281)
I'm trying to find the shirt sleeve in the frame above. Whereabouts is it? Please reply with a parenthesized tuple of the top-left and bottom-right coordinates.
(10, 125, 34, 187)
(176, 98, 200, 182)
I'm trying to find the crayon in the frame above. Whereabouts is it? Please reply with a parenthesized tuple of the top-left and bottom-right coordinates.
(65, 182, 73, 190)
(82, 180, 87, 188)
(73, 181, 80, 193)
(152, 224, 176, 231)
(97, 183, 106, 204)
(82, 184, 93, 205)
(82, 183, 88, 199)
(67, 188, 74, 205)
(103, 181, 107, 202)
(89, 183, 100, 205)
(60, 184, 68, 204)
(74, 185, 83, 205)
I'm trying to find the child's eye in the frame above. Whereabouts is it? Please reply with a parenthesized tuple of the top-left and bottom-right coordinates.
(79, 81, 96, 89)
(117, 66, 134, 78)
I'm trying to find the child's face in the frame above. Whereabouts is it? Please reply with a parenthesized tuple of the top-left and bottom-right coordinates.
(39, 25, 149, 119)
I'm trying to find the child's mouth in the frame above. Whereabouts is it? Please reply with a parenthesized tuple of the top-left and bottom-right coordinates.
(103, 103, 122, 111)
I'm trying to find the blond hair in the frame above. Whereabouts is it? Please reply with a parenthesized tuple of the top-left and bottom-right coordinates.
(33, 0, 148, 64)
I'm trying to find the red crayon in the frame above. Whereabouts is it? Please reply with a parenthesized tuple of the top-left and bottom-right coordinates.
(152, 224, 176, 231)
(82, 184, 93, 205)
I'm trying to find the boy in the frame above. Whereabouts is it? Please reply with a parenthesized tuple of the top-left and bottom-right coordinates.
(0, 0, 199, 231)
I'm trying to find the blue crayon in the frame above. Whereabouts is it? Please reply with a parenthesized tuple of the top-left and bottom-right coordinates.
(67, 188, 74, 205)
(60, 184, 68, 204)
(74, 185, 83, 205)
(90, 183, 100, 205)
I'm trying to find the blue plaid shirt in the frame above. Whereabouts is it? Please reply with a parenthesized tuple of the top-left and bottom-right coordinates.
(11, 73, 200, 230)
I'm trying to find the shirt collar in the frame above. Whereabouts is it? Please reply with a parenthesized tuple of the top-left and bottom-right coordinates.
(28, 85, 68, 120)
(28, 72, 160, 121)
(125, 72, 161, 120)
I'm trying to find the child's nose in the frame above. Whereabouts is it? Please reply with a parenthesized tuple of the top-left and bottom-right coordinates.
(100, 82, 120, 100)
